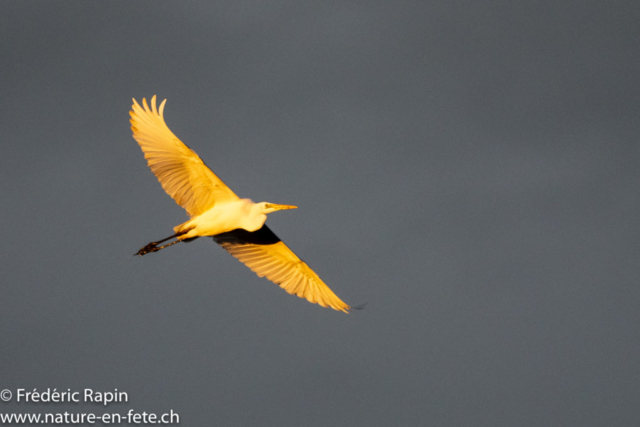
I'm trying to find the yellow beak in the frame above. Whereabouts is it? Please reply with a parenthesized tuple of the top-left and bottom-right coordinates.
(267, 203, 298, 211)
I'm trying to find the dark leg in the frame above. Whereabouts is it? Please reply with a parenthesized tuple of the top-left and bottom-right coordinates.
(153, 232, 183, 245)
(135, 231, 186, 256)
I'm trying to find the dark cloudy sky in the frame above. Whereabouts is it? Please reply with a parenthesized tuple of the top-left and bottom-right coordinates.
(1, 1, 639, 426)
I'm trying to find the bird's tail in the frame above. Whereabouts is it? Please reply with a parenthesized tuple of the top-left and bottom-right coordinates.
(173, 220, 195, 236)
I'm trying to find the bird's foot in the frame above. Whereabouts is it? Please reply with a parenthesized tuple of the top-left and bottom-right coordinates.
(135, 243, 160, 256)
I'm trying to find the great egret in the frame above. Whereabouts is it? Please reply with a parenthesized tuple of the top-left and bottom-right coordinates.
(130, 96, 352, 313)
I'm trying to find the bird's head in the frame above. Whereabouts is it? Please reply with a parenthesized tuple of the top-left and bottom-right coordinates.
(258, 202, 298, 214)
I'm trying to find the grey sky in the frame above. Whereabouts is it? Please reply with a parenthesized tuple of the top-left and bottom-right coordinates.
(1, 1, 639, 426)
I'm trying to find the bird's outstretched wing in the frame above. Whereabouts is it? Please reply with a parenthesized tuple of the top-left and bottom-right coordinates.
(130, 96, 239, 217)
(213, 226, 351, 313)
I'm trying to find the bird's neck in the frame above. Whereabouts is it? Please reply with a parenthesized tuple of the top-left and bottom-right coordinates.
(242, 203, 267, 232)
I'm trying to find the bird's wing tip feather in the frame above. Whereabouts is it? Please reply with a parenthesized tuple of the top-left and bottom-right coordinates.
(131, 95, 166, 118)
(159, 98, 167, 116)
(348, 302, 367, 311)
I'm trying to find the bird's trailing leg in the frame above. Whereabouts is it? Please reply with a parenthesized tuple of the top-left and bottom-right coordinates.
(135, 232, 186, 256)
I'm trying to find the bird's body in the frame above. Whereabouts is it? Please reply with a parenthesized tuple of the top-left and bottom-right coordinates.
(175, 199, 269, 238)
(130, 96, 352, 312)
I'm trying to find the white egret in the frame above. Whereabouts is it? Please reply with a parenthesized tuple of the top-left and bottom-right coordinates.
(130, 96, 352, 313)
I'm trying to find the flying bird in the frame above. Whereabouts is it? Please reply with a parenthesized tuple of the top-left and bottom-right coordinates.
(130, 96, 352, 312)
